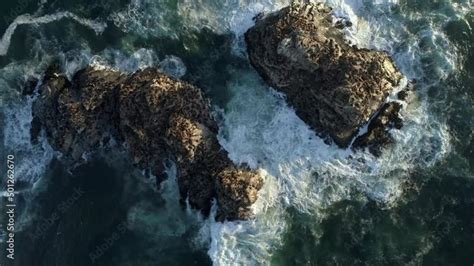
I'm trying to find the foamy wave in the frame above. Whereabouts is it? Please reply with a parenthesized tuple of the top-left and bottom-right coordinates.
(159, 55, 187, 78)
(209, 172, 285, 265)
(324, 0, 459, 82)
(110, 0, 290, 38)
(88, 48, 159, 73)
(0, 11, 107, 56)
(58, 48, 185, 78)
(0, 58, 56, 185)
(207, 69, 409, 265)
(3, 97, 54, 184)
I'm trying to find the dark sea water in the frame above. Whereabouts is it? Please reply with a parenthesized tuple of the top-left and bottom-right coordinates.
(0, 0, 472, 265)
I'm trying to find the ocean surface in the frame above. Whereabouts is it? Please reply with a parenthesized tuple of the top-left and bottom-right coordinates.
(0, 0, 472, 265)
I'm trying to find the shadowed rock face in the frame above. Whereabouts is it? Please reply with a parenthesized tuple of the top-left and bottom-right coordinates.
(352, 82, 415, 156)
(245, 2, 406, 148)
(352, 102, 403, 156)
(32, 65, 263, 221)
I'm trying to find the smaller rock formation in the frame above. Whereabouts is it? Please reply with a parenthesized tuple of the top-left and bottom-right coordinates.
(245, 2, 407, 149)
(352, 102, 403, 156)
(352, 83, 415, 156)
(22, 77, 39, 96)
(31, 65, 263, 221)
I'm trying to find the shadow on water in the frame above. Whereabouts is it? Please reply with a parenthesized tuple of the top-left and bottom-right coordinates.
(0, 156, 211, 266)
(0, 158, 126, 266)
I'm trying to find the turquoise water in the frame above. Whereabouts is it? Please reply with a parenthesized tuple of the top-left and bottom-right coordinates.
(0, 0, 472, 265)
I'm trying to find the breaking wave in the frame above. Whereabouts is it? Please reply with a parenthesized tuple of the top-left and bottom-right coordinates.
(0, 11, 107, 56)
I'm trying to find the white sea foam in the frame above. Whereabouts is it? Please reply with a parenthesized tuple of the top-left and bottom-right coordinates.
(159, 55, 187, 78)
(57, 47, 184, 78)
(0, 11, 107, 56)
(110, 0, 291, 37)
(88, 48, 159, 73)
(0, 59, 55, 185)
(208, 68, 413, 265)
(85, 48, 185, 77)
(2, 97, 54, 185)
(110, 0, 293, 57)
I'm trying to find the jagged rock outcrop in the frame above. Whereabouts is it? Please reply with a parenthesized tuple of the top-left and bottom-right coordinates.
(352, 102, 403, 156)
(352, 82, 415, 156)
(31, 65, 263, 221)
(32, 66, 126, 159)
(245, 2, 407, 148)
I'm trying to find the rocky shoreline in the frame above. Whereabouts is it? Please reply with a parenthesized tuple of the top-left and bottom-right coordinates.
(245, 2, 409, 151)
(28, 3, 411, 223)
(30, 65, 262, 221)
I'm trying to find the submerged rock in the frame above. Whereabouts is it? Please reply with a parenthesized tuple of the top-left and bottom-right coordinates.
(245, 2, 407, 149)
(32, 65, 262, 221)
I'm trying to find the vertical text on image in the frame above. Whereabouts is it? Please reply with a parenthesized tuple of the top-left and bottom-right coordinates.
(5, 154, 16, 260)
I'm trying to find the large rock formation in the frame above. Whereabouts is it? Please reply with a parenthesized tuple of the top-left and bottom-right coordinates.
(245, 2, 407, 148)
(31, 65, 263, 221)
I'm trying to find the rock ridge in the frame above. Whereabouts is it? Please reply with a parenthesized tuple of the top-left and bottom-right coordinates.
(31, 65, 263, 221)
